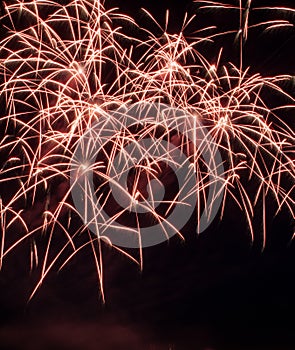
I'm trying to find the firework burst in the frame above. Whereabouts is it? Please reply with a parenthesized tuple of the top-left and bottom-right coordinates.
(0, 0, 294, 301)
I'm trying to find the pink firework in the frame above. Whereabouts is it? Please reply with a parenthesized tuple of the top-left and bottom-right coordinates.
(0, 0, 294, 302)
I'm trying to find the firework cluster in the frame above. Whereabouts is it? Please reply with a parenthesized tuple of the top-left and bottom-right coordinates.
(0, 0, 294, 300)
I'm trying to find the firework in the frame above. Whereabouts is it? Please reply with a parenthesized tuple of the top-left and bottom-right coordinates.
(0, 0, 294, 301)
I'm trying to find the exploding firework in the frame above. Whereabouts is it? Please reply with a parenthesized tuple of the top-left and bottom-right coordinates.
(0, 0, 294, 301)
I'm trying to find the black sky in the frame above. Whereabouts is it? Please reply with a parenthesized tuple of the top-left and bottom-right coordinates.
(0, 1, 295, 349)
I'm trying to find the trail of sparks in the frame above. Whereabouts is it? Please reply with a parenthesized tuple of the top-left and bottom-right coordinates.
(0, 0, 294, 301)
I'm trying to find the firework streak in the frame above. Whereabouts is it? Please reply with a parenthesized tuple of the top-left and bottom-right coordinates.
(0, 0, 294, 301)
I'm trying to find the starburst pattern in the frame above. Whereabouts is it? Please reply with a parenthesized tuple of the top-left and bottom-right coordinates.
(0, 0, 294, 301)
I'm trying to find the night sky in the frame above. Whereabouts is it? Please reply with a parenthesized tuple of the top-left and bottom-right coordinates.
(0, 1, 295, 349)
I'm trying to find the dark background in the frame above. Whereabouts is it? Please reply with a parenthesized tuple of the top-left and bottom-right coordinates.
(0, 0, 295, 349)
